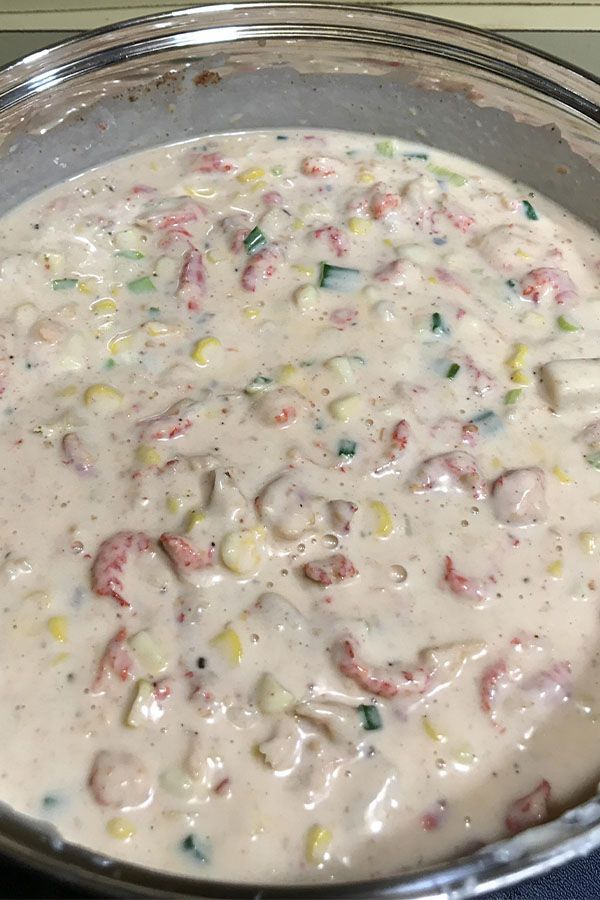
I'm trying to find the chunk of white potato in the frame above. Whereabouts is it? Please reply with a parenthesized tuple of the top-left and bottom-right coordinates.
(256, 673, 295, 714)
(541, 359, 600, 411)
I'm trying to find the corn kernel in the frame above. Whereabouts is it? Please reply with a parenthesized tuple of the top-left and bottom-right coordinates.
(358, 170, 375, 184)
(277, 364, 299, 386)
(511, 370, 530, 385)
(329, 393, 363, 423)
(220, 527, 266, 576)
(144, 321, 182, 338)
(211, 627, 243, 666)
(294, 284, 318, 312)
(292, 263, 315, 278)
(126, 679, 158, 728)
(184, 185, 217, 199)
(552, 466, 572, 484)
(206, 250, 221, 265)
(47, 616, 68, 643)
(506, 343, 528, 369)
(83, 383, 123, 409)
(292, 219, 305, 231)
(243, 307, 260, 320)
(422, 715, 447, 743)
(579, 532, 598, 555)
(305, 825, 332, 864)
(324, 356, 354, 384)
(77, 280, 94, 295)
(256, 673, 295, 714)
(237, 167, 265, 183)
(185, 509, 206, 533)
(491, 456, 503, 469)
(547, 559, 563, 578)
(50, 652, 70, 667)
(91, 298, 117, 315)
(57, 384, 78, 398)
(106, 818, 136, 841)
(521, 311, 546, 329)
(348, 217, 372, 236)
(128, 630, 168, 677)
(107, 333, 133, 355)
(136, 444, 162, 467)
(191, 336, 222, 367)
(515, 248, 530, 258)
(427, 276, 438, 285)
(166, 495, 183, 514)
(452, 744, 476, 770)
(250, 180, 268, 193)
(369, 500, 394, 538)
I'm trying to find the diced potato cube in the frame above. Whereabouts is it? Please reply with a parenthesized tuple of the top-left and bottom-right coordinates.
(127, 630, 168, 677)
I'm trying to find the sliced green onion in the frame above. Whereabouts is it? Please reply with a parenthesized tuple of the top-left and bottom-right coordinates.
(105, 358, 116, 370)
(470, 410, 503, 435)
(504, 388, 522, 405)
(181, 833, 211, 863)
(127, 276, 156, 293)
(319, 262, 362, 293)
(557, 315, 579, 333)
(403, 152, 429, 160)
(446, 363, 460, 379)
(148, 306, 160, 316)
(376, 140, 395, 158)
(506, 279, 517, 289)
(42, 794, 61, 809)
(427, 164, 467, 186)
(358, 704, 382, 731)
(522, 200, 539, 221)
(338, 438, 357, 459)
(245, 374, 273, 395)
(585, 451, 600, 471)
(244, 226, 267, 256)
(431, 311, 450, 336)
(115, 249, 145, 260)
(52, 278, 77, 291)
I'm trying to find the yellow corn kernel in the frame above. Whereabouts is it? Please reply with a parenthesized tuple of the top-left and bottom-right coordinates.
(184, 185, 217, 199)
(515, 248, 530, 258)
(506, 343, 528, 369)
(107, 333, 133, 355)
(57, 384, 78, 398)
(211, 627, 243, 666)
(166, 495, 183, 514)
(220, 527, 266, 576)
(47, 616, 68, 643)
(511, 370, 530, 386)
(91, 298, 117, 315)
(77, 280, 94, 295)
(579, 532, 598, 555)
(191, 336, 222, 367)
(185, 509, 206, 533)
(324, 356, 355, 383)
(521, 311, 546, 329)
(305, 825, 332, 865)
(243, 306, 260, 320)
(256, 673, 295, 714)
(452, 744, 476, 770)
(329, 393, 363, 423)
(106, 818, 136, 841)
(348, 217, 372, 236)
(547, 559, 563, 578)
(136, 444, 161, 467)
(292, 263, 315, 278)
(277, 364, 299, 386)
(83, 383, 123, 409)
(552, 465, 572, 484)
(237, 167, 265, 183)
(250, 180, 268, 193)
(383, 238, 394, 248)
(422, 715, 447, 743)
(144, 321, 182, 338)
(50, 652, 70, 667)
(427, 276, 438, 285)
(491, 456, 503, 469)
(370, 500, 394, 538)
(292, 219, 305, 232)
(358, 170, 375, 184)
(206, 250, 221, 265)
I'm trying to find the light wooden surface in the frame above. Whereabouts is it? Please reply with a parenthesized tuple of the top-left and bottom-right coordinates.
(1, 0, 599, 31)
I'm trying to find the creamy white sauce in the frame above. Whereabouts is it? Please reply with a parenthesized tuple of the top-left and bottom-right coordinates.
(0, 130, 599, 883)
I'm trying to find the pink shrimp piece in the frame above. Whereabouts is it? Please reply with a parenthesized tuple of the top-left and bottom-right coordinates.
(505, 780, 551, 835)
(220, 214, 252, 252)
(374, 419, 411, 476)
(304, 553, 358, 586)
(443, 205, 475, 233)
(521, 661, 572, 706)
(88, 750, 153, 810)
(411, 451, 488, 500)
(62, 432, 97, 476)
(241, 248, 279, 292)
(92, 627, 134, 691)
(91, 532, 152, 607)
(391, 419, 410, 450)
(177, 248, 207, 310)
(136, 199, 203, 236)
(262, 190, 283, 207)
(313, 226, 349, 258)
(189, 151, 238, 174)
(131, 184, 158, 195)
(443, 556, 493, 606)
(370, 184, 401, 220)
(463, 355, 494, 397)
(332, 636, 428, 699)
(274, 406, 296, 427)
(160, 533, 215, 576)
(480, 660, 509, 727)
(434, 267, 470, 295)
(374, 259, 410, 286)
(330, 307, 358, 329)
(520, 267, 577, 305)
(301, 156, 338, 177)
(421, 801, 447, 832)
(328, 499, 358, 534)
(147, 418, 193, 441)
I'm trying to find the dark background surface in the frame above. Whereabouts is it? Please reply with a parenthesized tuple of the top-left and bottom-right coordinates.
(1, 853, 600, 900)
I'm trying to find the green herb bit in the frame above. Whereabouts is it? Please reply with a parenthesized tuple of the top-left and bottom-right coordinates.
(427, 164, 467, 186)
(52, 278, 78, 291)
(431, 311, 450, 336)
(105, 358, 116, 370)
(148, 306, 160, 316)
(244, 226, 267, 256)
(42, 794, 61, 809)
(403, 152, 429, 160)
(585, 451, 600, 471)
(127, 275, 156, 293)
(115, 249, 145, 260)
(446, 363, 460, 379)
(181, 833, 210, 863)
(522, 200, 539, 221)
(557, 315, 579, 333)
(504, 388, 522, 405)
(338, 438, 357, 459)
(358, 704, 382, 731)
(506, 279, 517, 289)
(376, 140, 395, 158)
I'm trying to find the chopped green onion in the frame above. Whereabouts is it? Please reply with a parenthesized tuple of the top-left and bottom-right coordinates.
(245, 374, 273, 395)
(42, 794, 60, 809)
(358, 704, 382, 731)
(105, 358, 116, 370)
(431, 311, 450, 336)
(319, 262, 362, 293)
(585, 451, 600, 471)
(470, 410, 503, 435)
(446, 363, 460, 379)
(504, 388, 522, 405)
(148, 306, 160, 316)
(338, 438, 357, 459)
(506, 279, 517, 289)
(376, 140, 395, 158)
(181, 833, 210, 863)
(127, 276, 156, 293)
(115, 249, 145, 260)
(557, 315, 579, 332)
(403, 152, 429, 160)
(522, 200, 539, 221)
(52, 278, 78, 291)
(427, 164, 467, 186)
(244, 226, 267, 256)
